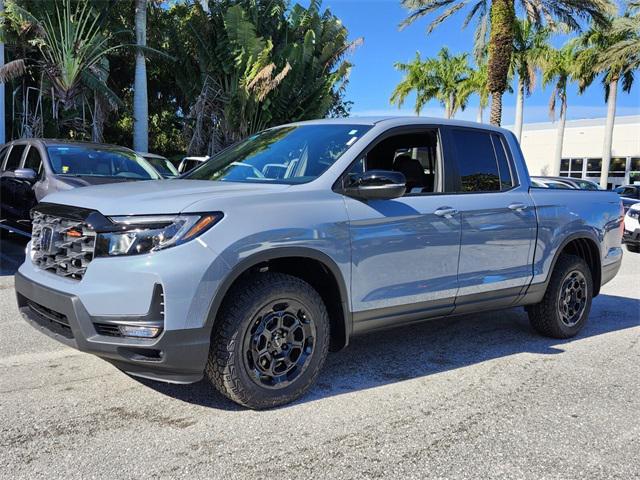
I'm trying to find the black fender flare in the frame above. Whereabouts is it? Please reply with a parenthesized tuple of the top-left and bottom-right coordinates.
(203, 247, 352, 348)
(528, 231, 602, 301)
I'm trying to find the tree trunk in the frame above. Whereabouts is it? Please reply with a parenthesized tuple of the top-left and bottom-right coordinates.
(552, 96, 567, 176)
(514, 77, 524, 142)
(0, 0, 5, 144)
(133, 0, 148, 153)
(446, 92, 454, 119)
(600, 78, 618, 189)
(487, 0, 515, 126)
(490, 93, 502, 128)
(477, 105, 483, 123)
(92, 96, 105, 143)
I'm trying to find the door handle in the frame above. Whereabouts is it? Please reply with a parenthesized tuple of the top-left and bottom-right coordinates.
(508, 203, 527, 211)
(434, 207, 458, 218)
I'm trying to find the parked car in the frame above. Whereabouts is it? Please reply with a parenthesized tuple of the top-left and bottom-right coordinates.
(530, 177, 575, 189)
(621, 196, 639, 213)
(139, 152, 179, 179)
(15, 118, 623, 409)
(623, 202, 640, 253)
(178, 156, 208, 174)
(531, 176, 602, 190)
(614, 184, 640, 200)
(0, 139, 162, 235)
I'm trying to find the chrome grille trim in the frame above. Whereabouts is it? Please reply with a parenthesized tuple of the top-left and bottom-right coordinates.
(31, 211, 96, 280)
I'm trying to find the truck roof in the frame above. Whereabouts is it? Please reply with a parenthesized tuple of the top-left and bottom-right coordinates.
(281, 116, 513, 135)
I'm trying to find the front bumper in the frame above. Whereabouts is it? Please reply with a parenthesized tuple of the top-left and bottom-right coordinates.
(623, 228, 640, 246)
(15, 272, 210, 383)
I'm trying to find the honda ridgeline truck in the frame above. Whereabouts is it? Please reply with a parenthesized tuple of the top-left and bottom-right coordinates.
(15, 118, 624, 409)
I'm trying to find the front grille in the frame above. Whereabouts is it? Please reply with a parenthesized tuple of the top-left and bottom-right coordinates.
(31, 211, 96, 280)
(26, 300, 74, 339)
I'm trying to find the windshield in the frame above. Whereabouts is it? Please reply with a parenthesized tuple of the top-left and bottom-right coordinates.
(185, 124, 370, 184)
(47, 146, 162, 180)
(145, 156, 179, 178)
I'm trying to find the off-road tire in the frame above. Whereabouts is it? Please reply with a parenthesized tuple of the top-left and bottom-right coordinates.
(205, 272, 330, 409)
(527, 254, 593, 339)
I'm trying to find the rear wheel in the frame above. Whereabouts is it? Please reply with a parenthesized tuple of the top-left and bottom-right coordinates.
(205, 272, 330, 409)
(527, 254, 593, 339)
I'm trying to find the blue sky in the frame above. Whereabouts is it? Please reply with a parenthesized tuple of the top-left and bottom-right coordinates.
(316, 0, 640, 124)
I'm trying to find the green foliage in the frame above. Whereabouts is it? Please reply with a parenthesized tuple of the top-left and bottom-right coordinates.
(174, 0, 360, 155)
(574, 7, 638, 99)
(1, 0, 358, 156)
(511, 18, 550, 96)
(541, 43, 579, 118)
(399, 0, 615, 124)
(391, 47, 471, 117)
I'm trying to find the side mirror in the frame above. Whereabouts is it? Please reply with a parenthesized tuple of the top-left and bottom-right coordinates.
(14, 168, 37, 181)
(344, 170, 406, 200)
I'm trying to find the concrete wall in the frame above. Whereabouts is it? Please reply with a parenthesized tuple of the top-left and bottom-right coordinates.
(508, 116, 640, 186)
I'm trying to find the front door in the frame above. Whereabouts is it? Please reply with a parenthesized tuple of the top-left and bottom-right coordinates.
(342, 127, 462, 332)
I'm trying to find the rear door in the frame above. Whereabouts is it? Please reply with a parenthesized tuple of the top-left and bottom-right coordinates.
(446, 127, 537, 312)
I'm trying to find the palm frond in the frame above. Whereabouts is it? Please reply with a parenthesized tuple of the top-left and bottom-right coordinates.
(0, 58, 27, 83)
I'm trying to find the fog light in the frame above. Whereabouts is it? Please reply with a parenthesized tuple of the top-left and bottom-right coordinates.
(118, 325, 162, 338)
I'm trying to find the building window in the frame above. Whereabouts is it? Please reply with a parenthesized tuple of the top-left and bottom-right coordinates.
(560, 158, 584, 178)
(609, 157, 626, 177)
(586, 158, 602, 175)
(630, 158, 640, 184)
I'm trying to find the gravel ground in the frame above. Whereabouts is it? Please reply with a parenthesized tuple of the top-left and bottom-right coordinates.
(1, 232, 639, 479)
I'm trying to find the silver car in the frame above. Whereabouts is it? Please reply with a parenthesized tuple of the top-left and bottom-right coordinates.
(0, 139, 162, 235)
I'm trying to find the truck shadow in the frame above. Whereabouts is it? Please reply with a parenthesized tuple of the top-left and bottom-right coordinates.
(139, 293, 640, 410)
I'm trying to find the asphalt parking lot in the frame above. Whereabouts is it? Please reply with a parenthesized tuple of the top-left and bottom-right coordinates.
(1, 231, 639, 480)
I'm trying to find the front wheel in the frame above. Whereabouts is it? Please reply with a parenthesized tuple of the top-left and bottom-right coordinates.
(527, 254, 593, 339)
(205, 272, 330, 409)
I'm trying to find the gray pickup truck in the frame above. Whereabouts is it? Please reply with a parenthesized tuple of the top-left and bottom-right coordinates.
(15, 118, 623, 409)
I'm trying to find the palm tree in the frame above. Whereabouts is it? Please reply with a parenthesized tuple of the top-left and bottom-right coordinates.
(0, 0, 123, 137)
(577, 9, 639, 188)
(133, 0, 148, 153)
(597, 1, 640, 73)
(462, 59, 490, 122)
(541, 44, 578, 176)
(399, 0, 614, 126)
(391, 47, 471, 118)
(511, 18, 549, 141)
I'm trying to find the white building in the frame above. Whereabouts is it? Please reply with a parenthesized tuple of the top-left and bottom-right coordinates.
(510, 115, 640, 188)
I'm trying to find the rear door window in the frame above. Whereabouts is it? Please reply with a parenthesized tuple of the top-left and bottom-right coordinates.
(4, 145, 26, 171)
(492, 134, 515, 190)
(450, 129, 501, 192)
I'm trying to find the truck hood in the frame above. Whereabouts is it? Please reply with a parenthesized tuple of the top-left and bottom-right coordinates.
(42, 179, 290, 216)
(55, 175, 136, 188)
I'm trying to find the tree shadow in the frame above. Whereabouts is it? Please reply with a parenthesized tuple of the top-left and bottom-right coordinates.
(139, 293, 639, 410)
(0, 231, 29, 276)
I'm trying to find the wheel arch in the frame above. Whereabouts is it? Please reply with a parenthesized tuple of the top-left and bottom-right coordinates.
(549, 232, 602, 297)
(205, 247, 352, 351)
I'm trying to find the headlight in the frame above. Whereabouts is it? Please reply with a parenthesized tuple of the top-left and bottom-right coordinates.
(629, 209, 640, 219)
(95, 213, 222, 257)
